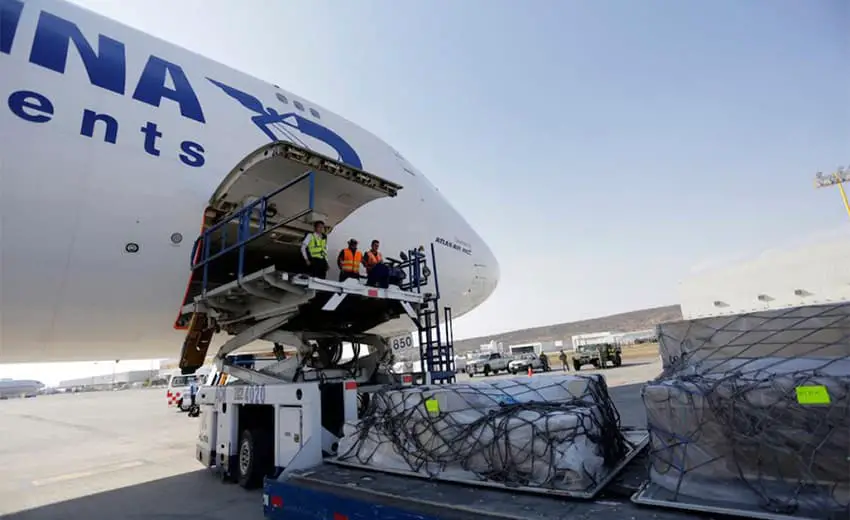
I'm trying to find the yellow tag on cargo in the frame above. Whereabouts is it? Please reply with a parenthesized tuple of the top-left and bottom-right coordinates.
(425, 398, 440, 414)
(795, 385, 830, 405)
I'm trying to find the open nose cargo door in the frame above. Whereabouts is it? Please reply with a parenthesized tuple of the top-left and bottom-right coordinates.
(210, 142, 401, 237)
(176, 142, 403, 373)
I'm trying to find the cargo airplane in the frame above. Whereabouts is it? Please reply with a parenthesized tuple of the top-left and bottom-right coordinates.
(0, 0, 500, 364)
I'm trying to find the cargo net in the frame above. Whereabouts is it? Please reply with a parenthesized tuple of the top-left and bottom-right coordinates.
(646, 303, 850, 519)
(337, 374, 632, 493)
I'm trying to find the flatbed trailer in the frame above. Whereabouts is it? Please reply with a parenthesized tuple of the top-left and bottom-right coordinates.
(262, 462, 705, 520)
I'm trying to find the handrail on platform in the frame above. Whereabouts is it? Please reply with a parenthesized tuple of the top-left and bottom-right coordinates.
(189, 171, 316, 295)
(397, 244, 440, 296)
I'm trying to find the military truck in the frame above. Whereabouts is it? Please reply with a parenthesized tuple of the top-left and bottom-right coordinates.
(572, 342, 622, 371)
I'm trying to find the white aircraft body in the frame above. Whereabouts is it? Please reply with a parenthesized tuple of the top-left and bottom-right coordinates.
(0, 0, 500, 364)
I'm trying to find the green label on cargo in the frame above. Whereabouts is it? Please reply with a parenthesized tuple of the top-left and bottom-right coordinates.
(795, 385, 830, 405)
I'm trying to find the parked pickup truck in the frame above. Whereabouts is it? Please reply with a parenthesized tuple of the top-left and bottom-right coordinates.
(466, 352, 509, 377)
(508, 353, 550, 374)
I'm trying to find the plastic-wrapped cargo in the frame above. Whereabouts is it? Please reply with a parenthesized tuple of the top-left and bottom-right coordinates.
(337, 374, 628, 492)
(643, 303, 850, 519)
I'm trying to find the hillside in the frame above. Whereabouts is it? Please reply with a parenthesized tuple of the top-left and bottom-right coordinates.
(453, 304, 683, 353)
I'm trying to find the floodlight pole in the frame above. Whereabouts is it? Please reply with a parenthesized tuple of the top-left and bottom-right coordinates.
(814, 166, 850, 221)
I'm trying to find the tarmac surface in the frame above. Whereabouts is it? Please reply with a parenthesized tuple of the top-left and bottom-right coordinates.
(0, 358, 707, 520)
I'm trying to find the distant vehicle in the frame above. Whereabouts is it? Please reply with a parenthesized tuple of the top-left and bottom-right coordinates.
(572, 343, 623, 371)
(167, 374, 203, 412)
(467, 352, 510, 377)
(454, 355, 467, 374)
(393, 356, 462, 375)
(0, 378, 44, 399)
(508, 353, 549, 374)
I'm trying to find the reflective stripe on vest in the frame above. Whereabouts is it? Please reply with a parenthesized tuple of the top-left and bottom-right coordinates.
(341, 248, 362, 272)
(308, 234, 327, 259)
(365, 251, 382, 267)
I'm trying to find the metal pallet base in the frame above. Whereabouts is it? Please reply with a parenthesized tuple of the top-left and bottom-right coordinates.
(328, 428, 649, 500)
(631, 481, 845, 520)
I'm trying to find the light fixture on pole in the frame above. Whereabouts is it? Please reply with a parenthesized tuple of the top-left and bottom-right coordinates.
(814, 166, 850, 220)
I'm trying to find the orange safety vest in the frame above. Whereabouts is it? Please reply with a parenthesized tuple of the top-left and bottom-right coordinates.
(341, 248, 363, 273)
(364, 251, 382, 269)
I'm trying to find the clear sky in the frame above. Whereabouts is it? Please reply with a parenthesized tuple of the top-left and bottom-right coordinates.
(1, 0, 847, 385)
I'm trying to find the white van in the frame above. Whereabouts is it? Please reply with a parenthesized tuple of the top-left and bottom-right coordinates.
(166, 373, 204, 411)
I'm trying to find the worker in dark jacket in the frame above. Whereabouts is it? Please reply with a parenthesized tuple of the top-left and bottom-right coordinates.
(559, 349, 570, 371)
(539, 352, 550, 371)
(189, 378, 198, 407)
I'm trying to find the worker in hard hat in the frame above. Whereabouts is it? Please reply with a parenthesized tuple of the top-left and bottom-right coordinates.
(337, 238, 363, 282)
(301, 220, 328, 279)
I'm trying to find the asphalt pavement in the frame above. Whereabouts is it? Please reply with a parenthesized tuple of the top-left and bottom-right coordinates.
(0, 359, 705, 520)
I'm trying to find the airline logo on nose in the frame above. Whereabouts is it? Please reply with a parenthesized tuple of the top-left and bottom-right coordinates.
(206, 79, 363, 170)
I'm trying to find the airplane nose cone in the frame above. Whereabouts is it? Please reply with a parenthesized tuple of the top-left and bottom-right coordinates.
(485, 246, 500, 297)
(473, 240, 500, 302)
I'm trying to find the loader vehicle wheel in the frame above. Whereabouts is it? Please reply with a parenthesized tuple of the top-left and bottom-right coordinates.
(237, 428, 273, 489)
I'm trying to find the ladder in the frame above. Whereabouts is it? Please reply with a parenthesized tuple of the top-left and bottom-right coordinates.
(411, 244, 456, 384)
(179, 313, 215, 375)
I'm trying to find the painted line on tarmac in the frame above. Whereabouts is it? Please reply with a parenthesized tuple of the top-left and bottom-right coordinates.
(31, 460, 146, 487)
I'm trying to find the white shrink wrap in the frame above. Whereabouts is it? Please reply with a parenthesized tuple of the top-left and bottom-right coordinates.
(645, 303, 850, 518)
(337, 374, 629, 492)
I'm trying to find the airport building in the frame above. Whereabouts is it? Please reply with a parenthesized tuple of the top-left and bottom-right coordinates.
(616, 329, 658, 344)
(678, 235, 850, 320)
(506, 340, 565, 355)
(571, 332, 615, 349)
(479, 341, 503, 353)
(58, 370, 157, 390)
